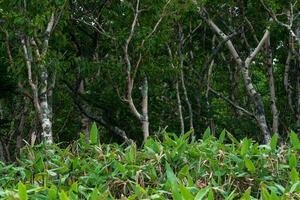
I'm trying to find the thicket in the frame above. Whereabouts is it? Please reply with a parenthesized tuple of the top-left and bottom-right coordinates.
(1, 126, 300, 199)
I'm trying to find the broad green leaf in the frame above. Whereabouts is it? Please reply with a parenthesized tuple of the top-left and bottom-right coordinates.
(165, 163, 180, 200)
(219, 129, 226, 143)
(290, 168, 299, 183)
(241, 187, 251, 200)
(48, 185, 57, 200)
(182, 129, 193, 140)
(69, 182, 78, 200)
(179, 184, 193, 200)
(270, 190, 280, 200)
(166, 162, 177, 186)
(178, 165, 190, 179)
(225, 189, 237, 200)
(195, 187, 210, 200)
(227, 132, 239, 145)
(289, 154, 297, 169)
(290, 131, 300, 150)
(203, 127, 211, 141)
(89, 188, 100, 200)
(244, 158, 255, 173)
(18, 182, 28, 200)
(270, 134, 278, 151)
(90, 122, 98, 144)
(261, 186, 270, 200)
(208, 188, 214, 200)
(59, 190, 69, 200)
(240, 138, 250, 157)
(290, 181, 300, 193)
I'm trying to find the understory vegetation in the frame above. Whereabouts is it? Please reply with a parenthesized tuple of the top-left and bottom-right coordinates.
(1, 127, 300, 199)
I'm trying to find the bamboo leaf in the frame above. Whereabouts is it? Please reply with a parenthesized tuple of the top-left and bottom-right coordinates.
(18, 182, 28, 200)
(90, 122, 99, 144)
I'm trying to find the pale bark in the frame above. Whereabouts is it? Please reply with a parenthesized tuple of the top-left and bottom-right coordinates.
(0, 140, 4, 161)
(284, 36, 294, 113)
(297, 73, 300, 136)
(194, 5, 272, 142)
(20, 12, 58, 144)
(175, 81, 185, 135)
(141, 77, 149, 141)
(123, 0, 170, 142)
(178, 24, 194, 132)
(78, 79, 91, 141)
(265, 36, 279, 134)
(124, 2, 149, 141)
(167, 45, 185, 134)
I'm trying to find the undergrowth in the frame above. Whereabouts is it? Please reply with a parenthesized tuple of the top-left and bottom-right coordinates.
(1, 127, 300, 199)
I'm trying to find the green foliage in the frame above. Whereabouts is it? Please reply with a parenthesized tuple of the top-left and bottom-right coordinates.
(1, 130, 300, 199)
(89, 122, 99, 145)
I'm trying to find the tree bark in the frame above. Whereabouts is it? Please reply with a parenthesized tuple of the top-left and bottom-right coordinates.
(195, 6, 272, 142)
(178, 24, 194, 133)
(175, 80, 185, 134)
(20, 12, 58, 144)
(265, 36, 279, 134)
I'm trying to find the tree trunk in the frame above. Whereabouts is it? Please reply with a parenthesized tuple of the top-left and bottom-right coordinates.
(78, 79, 91, 141)
(297, 68, 300, 136)
(175, 80, 185, 135)
(266, 36, 279, 134)
(141, 77, 149, 142)
(39, 65, 53, 144)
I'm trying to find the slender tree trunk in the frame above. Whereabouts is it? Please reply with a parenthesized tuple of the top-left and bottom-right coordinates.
(175, 80, 185, 134)
(180, 70, 194, 132)
(266, 36, 279, 134)
(205, 60, 215, 135)
(20, 12, 57, 145)
(0, 140, 4, 162)
(141, 77, 149, 142)
(284, 36, 294, 113)
(297, 66, 300, 136)
(196, 7, 272, 142)
(78, 79, 91, 141)
(39, 64, 53, 144)
(242, 62, 271, 142)
(178, 24, 194, 132)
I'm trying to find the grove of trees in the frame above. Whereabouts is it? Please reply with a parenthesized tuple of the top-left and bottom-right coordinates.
(1, 0, 300, 161)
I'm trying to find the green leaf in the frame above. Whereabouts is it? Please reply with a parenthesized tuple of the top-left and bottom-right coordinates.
(244, 158, 255, 173)
(219, 129, 226, 143)
(89, 188, 100, 200)
(203, 127, 211, 141)
(289, 154, 297, 169)
(90, 122, 99, 144)
(270, 190, 280, 200)
(227, 132, 239, 145)
(18, 182, 28, 200)
(290, 131, 300, 150)
(261, 185, 270, 200)
(290, 168, 299, 183)
(165, 163, 181, 200)
(270, 134, 278, 151)
(289, 181, 300, 193)
(59, 190, 69, 200)
(48, 185, 57, 200)
(69, 182, 78, 200)
(179, 184, 193, 200)
(241, 187, 251, 200)
(182, 129, 193, 140)
(194, 187, 210, 200)
(208, 188, 214, 200)
(240, 138, 250, 157)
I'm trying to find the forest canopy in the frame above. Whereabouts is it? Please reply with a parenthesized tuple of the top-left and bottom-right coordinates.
(0, 0, 300, 160)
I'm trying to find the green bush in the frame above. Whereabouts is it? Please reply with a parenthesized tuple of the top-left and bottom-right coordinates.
(1, 129, 300, 199)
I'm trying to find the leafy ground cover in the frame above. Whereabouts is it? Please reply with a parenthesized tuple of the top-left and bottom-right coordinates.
(1, 128, 300, 199)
